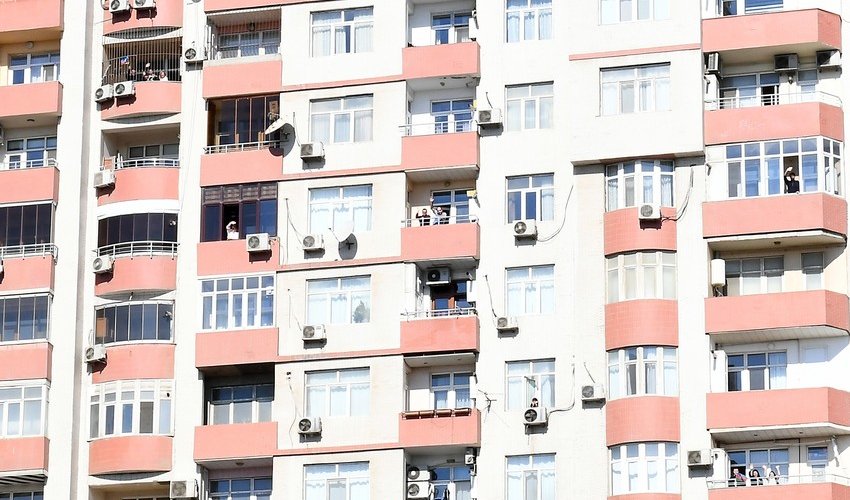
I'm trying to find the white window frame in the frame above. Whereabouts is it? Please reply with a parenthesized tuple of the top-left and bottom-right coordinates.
(9, 53, 59, 85)
(0, 382, 48, 438)
(506, 454, 556, 500)
(505, 0, 553, 43)
(311, 8, 374, 57)
(308, 185, 373, 233)
(505, 265, 555, 316)
(607, 251, 676, 303)
(601, 64, 670, 115)
(803, 252, 825, 290)
(431, 98, 474, 134)
(304, 462, 370, 500)
(505, 83, 554, 131)
(431, 11, 472, 45)
(606, 160, 675, 211)
(505, 359, 555, 410)
(305, 368, 370, 417)
(89, 379, 173, 439)
(433, 465, 472, 500)
(208, 383, 273, 425)
(608, 346, 678, 399)
(506, 174, 555, 223)
(431, 188, 473, 223)
(306, 276, 371, 325)
(724, 256, 783, 296)
(127, 143, 179, 160)
(808, 446, 828, 479)
(0, 494, 44, 500)
(600, 0, 670, 24)
(216, 30, 281, 59)
(726, 447, 789, 485)
(201, 275, 275, 331)
(5, 136, 57, 169)
(310, 95, 373, 144)
(0, 293, 51, 343)
(611, 442, 679, 494)
(430, 372, 472, 410)
(210, 477, 273, 500)
(727, 351, 787, 392)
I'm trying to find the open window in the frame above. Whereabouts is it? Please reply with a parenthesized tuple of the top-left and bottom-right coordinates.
(201, 183, 278, 241)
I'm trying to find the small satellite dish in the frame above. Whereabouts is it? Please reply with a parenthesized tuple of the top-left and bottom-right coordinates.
(264, 117, 286, 136)
(332, 220, 355, 243)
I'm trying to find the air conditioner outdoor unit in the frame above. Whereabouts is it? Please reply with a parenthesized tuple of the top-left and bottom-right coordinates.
(108, 0, 130, 13)
(94, 84, 113, 103)
(496, 316, 518, 333)
(687, 449, 714, 467)
(246, 233, 271, 252)
(184, 47, 206, 62)
(92, 255, 115, 274)
(407, 466, 434, 482)
(302, 234, 324, 251)
(513, 219, 537, 239)
(817, 50, 842, 70)
(113, 80, 135, 98)
(476, 108, 502, 128)
(465, 448, 476, 465)
(298, 416, 322, 435)
(774, 53, 799, 72)
(84, 345, 107, 364)
(425, 267, 451, 285)
(581, 384, 606, 403)
(523, 406, 548, 426)
(638, 203, 661, 221)
(301, 142, 325, 160)
(302, 324, 326, 342)
(93, 169, 116, 189)
(133, 0, 156, 9)
(705, 52, 721, 74)
(169, 479, 199, 499)
(407, 481, 432, 500)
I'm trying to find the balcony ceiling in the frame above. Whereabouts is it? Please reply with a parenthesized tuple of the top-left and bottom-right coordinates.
(710, 422, 850, 443)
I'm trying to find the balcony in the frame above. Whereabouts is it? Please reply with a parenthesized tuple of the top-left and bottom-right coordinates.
(0, 246, 57, 293)
(103, 0, 183, 35)
(704, 92, 843, 145)
(94, 244, 178, 296)
(0, 161, 59, 203)
(606, 397, 679, 446)
(89, 435, 172, 475)
(200, 143, 284, 186)
(708, 475, 850, 499)
(401, 220, 479, 264)
(707, 387, 850, 442)
(399, 408, 480, 448)
(705, 290, 849, 343)
(100, 82, 181, 120)
(402, 42, 480, 83)
(0, 0, 62, 43)
(204, 0, 281, 12)
(194, 422, 277, 464)
(91, 344, 174, 384)
(203, 57, 283, 99)
(197, 239, 280, 277)
(605, 300, 678, 351)
(703, 193, 847, 250)
(401, 127, 479, 172)
(196, 327, 279, 370)
(0, 437, 48, 482)
(400, 310, 479, 355)
(0, 82, 62, 125)
(604, 208, 677, 256)
(0, 343, 52, 382)
(97, 161, 179, 206)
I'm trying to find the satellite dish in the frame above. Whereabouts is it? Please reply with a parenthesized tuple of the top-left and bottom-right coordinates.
(264, 117, 286, 136)
(332, 220, 355, 243)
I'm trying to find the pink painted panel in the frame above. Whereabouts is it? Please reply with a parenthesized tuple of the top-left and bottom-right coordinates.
(197, 239, 280, 276)
(194, 422, 278, 462)
(89, 435, 172, 474)
(705, 102, 843, 145)
(400, 316, 479, 354)
(709, 483, 850, 500)
(196, 328, 279, 368)
(702, 9, 841, 52)
(0, 437, 48, 474)
(0, 166, 58, 204)
(402, 43, 480, 80)
(91, 344, 175, 383)
(0, 82, 62, 119)
(703, 193, 847, 239)
(610, 494, 681, 500)
(0, 0, 62, 34)
(205, 0, 298, 12)
(401, 223, 479, 261)
(605, 300, 678, 350)
(100, 82, 181, 119)
(94, 256, 177, 296)
(103, 0, 183, 34)
(604, 207, 676, 256)
(0, 343, 52, 382)
(97, 167, 179, 205)
(0, 256, 55, 292)
(707, 387, 850, 430)
(606, 397, 680, 446)
(398, 410, 481, 448)
(401, 132, 479, 170)
(203, 59, 283, 99)
(705, 290, 849, 335)
(200, 149, 284, 186)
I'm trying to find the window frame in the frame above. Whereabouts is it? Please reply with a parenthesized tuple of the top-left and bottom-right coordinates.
(89, 379, 173, 439)
(210, 477, 273, 500)
(726, 447, 789, 485)
(505, 265, 555, 316)
(600, 0, 670, 23)
(505, 454, 556, 500)
(308, 185, 373, 233)
(723, 256, 784, 296)
(601, 64, 671, 115)
(305, 368, 371, 418)
(431, 11, 472, 45)
(0, 382, 48, 438)
(0, 202, 54, 248)
(506, 174, 555, 223)
(216, 29, 281, 59)
(207, 383, 274, 425)
(505, 83, 554, 131)
(607, 251, 677, 303)
(430, 98, 474, 134)
(200, 275, 275, 331)
(0, 493, 44, 500)
(5, 136, 57, 169)
(430, 371, 472, 410)
(0, 293, 51, 343)
(201, 183, 278, 242)
(505, 359, 555, 410)
(610, 442, 679, 494)
(310, 8, 374, 57)
(306, 276, 372, 325)
(94, 300, 173, 345)
(309, 95, 374, 144)
(303, 462, 370, 500)
(608, 346, 678, 399)
(505, 0, 553, 43)
(606, 160, 675, 211)
(802, 251, 825, 290)
(9, 52, 60, 85)
(726, 351, 787, 392)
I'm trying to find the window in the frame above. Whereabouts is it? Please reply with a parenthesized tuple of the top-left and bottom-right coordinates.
(95, 301, 172, 344)
(506, 360, 555, 409)
(0, 203, 53, 247)
(505, 0, 552, 42)
(606, 160, 674, 211)
(803, 252, 824, 290)
(431, 372, 472, 409)
(601, 0, 669, 23)
(211, 477, 272, 500)
(608, 346, 677, 399)
(96, 213, 178, 253)
(601, 64, 670, 115)
(0, 494, 43, 500)
(208, 384, 273, 425)
(727, 352, 786, 391)
(305, 462, 369, 500)
(201, 183, 278, 242)
(722, 0, 783, 16)
(310, 96, 373, 144)
(506, 265, 554, 316)
(311, 8, 373, 56)
(89, 380, 172, 439)
(307, 277, 371, 325)
(724, 257, 783, 296)
(9, 53, 59, 85)
(210, 95, 280, 146)
(808, 446, 828, 479)
(201, 275, 275, 331)
(430, 280, 472, 313)
(506, 83, 553, 131)
(5, 136, 57, 169)
(611, 442, 679, 494)
(725, 138, 842, 197)
(607, 252, 676, 303)
(506, 454, 555, 500)
(306, 368, 369, 417)
(432, 12, 472, 44)
(720, 73, 779, 108)
(431, 189, 473, 224)
(434, 465, 471, 500)
(127, 143, 179, 163)
(432, 99, 474, 134)
(727, 448, 788, 485)
(309, 185, 372, 233)
(506, 174, 554, 222)
(216, 28, 280, 59)
(0, 384, 47, 437)
(0, 294, 50, 343)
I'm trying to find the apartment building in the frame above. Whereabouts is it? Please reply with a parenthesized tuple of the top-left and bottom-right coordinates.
(0, 0, 848, 499)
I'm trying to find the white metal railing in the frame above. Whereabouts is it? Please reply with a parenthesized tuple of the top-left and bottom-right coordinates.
(203, 140, 281, 155)
(0, 244, 58, 260)
(115, 157, 180, 169)
(400, 119, 475, 137)
(707, 473, 850, 489)
(96, 241, 178, 258)
(402, 215, 478, 227)
(401, 307, 477, 320)
(705, 91, 843, 111)
(0, 158, 57, 171)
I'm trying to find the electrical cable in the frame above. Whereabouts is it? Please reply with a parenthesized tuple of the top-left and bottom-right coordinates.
(537, 184, 574, 242)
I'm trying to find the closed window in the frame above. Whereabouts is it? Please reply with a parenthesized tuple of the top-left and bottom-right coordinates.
(96, 213, 178, 252)
(0, 203, 53, 247)
(305, 368, 370, 417)
(719, 72, 779, 108)
(216, 29, 280, 59)
(506, 83, 553, 131)
(606, 160, 674, 211)
(724, 257, 783, 296)
(208, 383, 273, 425)
(505, 0, 552, 42)
(0, 294, 50, 343)
(201, 275, 275, 331)
(506, 454, 556, 500)
(211, 477, 272, 500)
(727, 448, 788, 486)
(611, 442, 679, 494)
(310, 96, 373, 144)
(506, 265, 554, 316)
(722, 0, 783, 15)
(5, 136, 57, 169)
(210, 95, 280, 146)
(601, 0, 669, 23)
(309, 185, 372, 233)
(506, 360, 555, 409)
(124, 143, 179, 167)
(95, 301, 172, 344)
(0, 494, 43, 500)
(89, 380, 172, 439)
(727, 352, 786, 391)
(808, 446, 828, 478)
(201, 183, 278, 241)
(608, 346, 677, 399)
(607, 251, 676, 303)
(10, 53, 59, 84)
(307, 276, 371, 325)
(433, 465, 471, 500)
(432, 99, 474, 134)
(0, 384, 47, 437)
(431, 372, 472, 409)
(311, 8, 373, 56)
(506, 174, 554, 222)
(304, 462, 370, 500)
(803, 252, 824, 290)
(432, 12, 471, 44)
(601, 64, 670, 115)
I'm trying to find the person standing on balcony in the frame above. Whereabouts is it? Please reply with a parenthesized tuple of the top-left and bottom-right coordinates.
(432, 206, 449, 225)
(415, 208, 431, 226)
(225, 221, 239, 240)
(785, 167, 800, 194)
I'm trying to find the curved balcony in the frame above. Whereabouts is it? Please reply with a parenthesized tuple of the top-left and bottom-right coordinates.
(89, 435, 172, 475)
(200, 142, 284, 186)
(100, 81, 181, 120)
(97, 162, 179, 206)
(197, 239, 279, 277)
(0, 342, 52, 382)
(605, 300, 678, 350)
(194, 422, 277, 465)
(401, 219, 479, 264)
(196, 327, 279, 370)
(708, 476, 850, 500)
(606, 397, 680, 446)
(0, 437, 48, 480)
(0, 0, 62, 43)
(94, 243, 177, 296)
(400, 310, 479, 355)
(402, 42, 480, 82)
(0, 245, 57, 293)
(102, 0, 183, 35)
(91, 344, 174, 383)
(401, 127, 479, 172)
(0, 82, 62, 124)
(604, 208, 677, 256)
(703, 9, 840, 56)
(203, 57, 283, 99)
(399, 408, 480, 448)
(0, 162, 59, 203)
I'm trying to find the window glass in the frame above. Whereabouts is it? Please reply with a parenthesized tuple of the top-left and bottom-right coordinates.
(310, 96, 373, 144)
(608, 347, 677, 399)
(726, 351, 786, 391)
(95, 301, 172, 344)
(505, 83, 554, 131)
(311, 8, 373, 56)
(607, 252, 676, 302)
(201, 183, 278, 242)
(306, 369, 370, 417)
(611, 442, 679, 494)
(506, 265, 555, 316)
(506, 174, 554, 222)
(505, 360, 555, 409)
(307, 277, 371, 325)
(210, 95, 280, 146)
(506, 0, 552, 42)
(309, 185, 373, 233)
(0, 203, 53, 248)
(506, 454, 556, 500)
(90, 380, 172, 438)
(601, 64, 670, 115)
(724, 256, 784, 296)
(208, 384, 273, 425)
(606, 160, 674, 210)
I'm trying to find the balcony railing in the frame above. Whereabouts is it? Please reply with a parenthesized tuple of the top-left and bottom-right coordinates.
(708, 473, 850, 489)
(400, 120, 475, 137)
(705, 91, 842, 111)
(0, 243, 58, 260)
(402, 215, 477, 227)
(0, 158, 57, 171)
(96, 241, 178, 257)
(203, 140, 281, 155)
(401, 307, 477, 320)
(115, 157, 179, 169)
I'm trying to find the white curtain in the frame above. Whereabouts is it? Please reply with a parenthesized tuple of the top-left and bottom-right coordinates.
(506, 377, 523, 410)
(353, 110, 373, 142)
(310, 114, 331, 144)
(307, 294, 327, 325)
(306, 386, 326, 417)
(334, 113, 351, 143)
(538, 9, 552, 39)
(601, 0, 619, 22)
(506, 12, 520, 43)
(350, 383, 370, 415)
(334, 26, 349, 54)
(539, 96, 553, 129)
(608, 357, 621, 399)
(354, 24, 372, 52)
